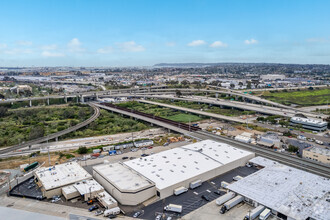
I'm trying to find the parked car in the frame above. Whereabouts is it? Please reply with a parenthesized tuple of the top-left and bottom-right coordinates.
(148, 146, 153, 149)
(141, 154, 149, 157)
(155, 214, 162, 220)
(201, 195, 210, 201)
(51, 197, 61, 203)
(133, 211, 142, 218)
(95, 210, 103, 216)
(129, 157, 136, 160)
(89, 205, 99, 212)
(214, 190, 222, 195)
(109, 214, 117, 219)
(122, 156, 129, 160)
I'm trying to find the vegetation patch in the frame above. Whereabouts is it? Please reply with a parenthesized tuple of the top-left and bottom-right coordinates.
(261, 88, 330, 106)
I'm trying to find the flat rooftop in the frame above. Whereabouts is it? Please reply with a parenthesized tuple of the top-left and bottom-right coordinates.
(304, 146, 330, 156)
(228, 157, 330, 220)
(124, 140, 254, 190)
(73, 179, 104, 195)
(93, 162, 154, 192)
(291, 117, 327, 126)
(35, 162, 91, 191)
(97, 191, 117, 206)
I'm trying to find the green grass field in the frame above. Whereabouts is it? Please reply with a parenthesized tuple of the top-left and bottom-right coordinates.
(261, 88, 330, 106)
(116, 101, 204, 123)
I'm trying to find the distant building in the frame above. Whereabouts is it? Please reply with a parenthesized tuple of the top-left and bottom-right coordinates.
(290, 117, 328, 131)
(303, 146, 330, 164)
(10, 85, 32, 94)
(260, 74, 285, 81)
(257, 132, 281, 148)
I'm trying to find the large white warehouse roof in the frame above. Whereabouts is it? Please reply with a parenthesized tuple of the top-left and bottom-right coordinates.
(228, 157, 330, 220)
(124, 140, 254, 190)
(35, 162, 91, 191)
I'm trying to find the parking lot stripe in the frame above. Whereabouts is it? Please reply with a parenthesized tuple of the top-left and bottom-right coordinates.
(193, 192, 198, 195)
(206, 189, 211, 193)
(211, 181, 215, 184)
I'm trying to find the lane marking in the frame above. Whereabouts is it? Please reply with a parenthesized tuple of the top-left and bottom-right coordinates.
(193, 192, 198, 195)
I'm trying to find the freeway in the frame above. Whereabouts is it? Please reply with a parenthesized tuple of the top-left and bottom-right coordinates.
(0, 103, 100, 155)
(94, 102, 330, 178)
(130, 94, 321, 119)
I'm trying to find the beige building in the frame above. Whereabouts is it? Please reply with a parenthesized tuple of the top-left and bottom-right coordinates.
(303, 146, 330, 164)
(93, 162, 156, 206)
(34, 162, 91, 199)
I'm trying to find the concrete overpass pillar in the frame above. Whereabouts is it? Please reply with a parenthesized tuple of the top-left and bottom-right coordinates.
(235, 96, 238, 101)
(64, 96, 67, 103)
(215, 93, 218, 98)
(47, 98, 50, 105)
(76, 96, 79, 103)
(55, 137, 58, 142)
(226, 94, 229, 97)
(29, 100, 32, 107)
(80, 95, 84, 103)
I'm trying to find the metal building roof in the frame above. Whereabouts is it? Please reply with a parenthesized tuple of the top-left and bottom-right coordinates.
(124, 140, 254, 190)
(228, 157, 330, 220)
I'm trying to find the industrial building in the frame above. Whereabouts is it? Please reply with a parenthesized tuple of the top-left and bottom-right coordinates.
(94, 140, 254, 205)
(303, 146, 330, 164)
(34, 162, 91, 198)
(257, 132, 281, 148)
(228, 157, 330, 220)
(290, 116, 328, 131)
(93, 162, 156, 206)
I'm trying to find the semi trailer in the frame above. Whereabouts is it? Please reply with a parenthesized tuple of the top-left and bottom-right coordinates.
(220, 195, 244, 214)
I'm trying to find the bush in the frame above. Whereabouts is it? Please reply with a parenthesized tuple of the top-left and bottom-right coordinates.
(288, 145, 299, 153)
(77, 146, 88, 154)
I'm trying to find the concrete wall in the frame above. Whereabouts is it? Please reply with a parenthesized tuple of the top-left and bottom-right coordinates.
(93, 170, 156, 206)
(62, 189, 80, 200)
(303, 150, 330, 164)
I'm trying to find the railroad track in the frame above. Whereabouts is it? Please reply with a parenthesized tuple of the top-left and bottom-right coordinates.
(192, 130, 330, 178)
(0, 103, 100, 155)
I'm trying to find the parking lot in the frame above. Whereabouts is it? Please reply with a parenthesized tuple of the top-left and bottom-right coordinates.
(9, 177, 43, 199)
(126, 166, 258, 220)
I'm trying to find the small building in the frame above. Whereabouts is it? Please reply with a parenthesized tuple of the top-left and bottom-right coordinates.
(134, 139, 154, 148)
(73, 179, 105, 201)
(34, 162, 91, 199)
(97, 191, 118, 209)
(290, 117, 328, 131)
(257, 132, 281, 148)
(235, 132, 253, 143)
(62, 185, 80, 200)
(114, 142, 134, 150)
(303, 146, 330, 164)
(228, 157, 329, 220)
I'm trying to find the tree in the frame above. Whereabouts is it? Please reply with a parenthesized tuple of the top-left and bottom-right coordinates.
(63, 109, 75, 118)
(230, 83, 235, 89)
(78, 108, 86, 119)
(288, 145, 299, 153)
(77, 146, 88, 154)
(0, 106, 8, 117)
(29, 126, 45, 140)
(176, 90, 182, 97)
(247, 81, 252, 89)
(181, 80, 190, 86)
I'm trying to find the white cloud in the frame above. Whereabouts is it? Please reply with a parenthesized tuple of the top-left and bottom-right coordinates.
(210, 41, 228, 48)
(16, 40, 32, 46)
(117, 41, 145, 52)
(188, 40, 206, 46)
(97, 46, 114, 54)
(166, 42, 176, 47)
(244, 39, 258, 45)
(41, 51, 65, 57)
(67, 38, 85, 52)
(41, 44, 57, 50)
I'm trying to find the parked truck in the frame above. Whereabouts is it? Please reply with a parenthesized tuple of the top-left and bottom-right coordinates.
(174, 186, 188, 195)
(259, 208, 271, 220)
(244, 205, 265, 220)
(216, 192, 236, 206)
(189, 179, 202, 189)
(164, 204, 182, 213)
(220, 195, 244, 214)
(104, 207, 121, 217)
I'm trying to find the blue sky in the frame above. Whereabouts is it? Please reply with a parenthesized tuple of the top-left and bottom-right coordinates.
(0, 0, 330, 66)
